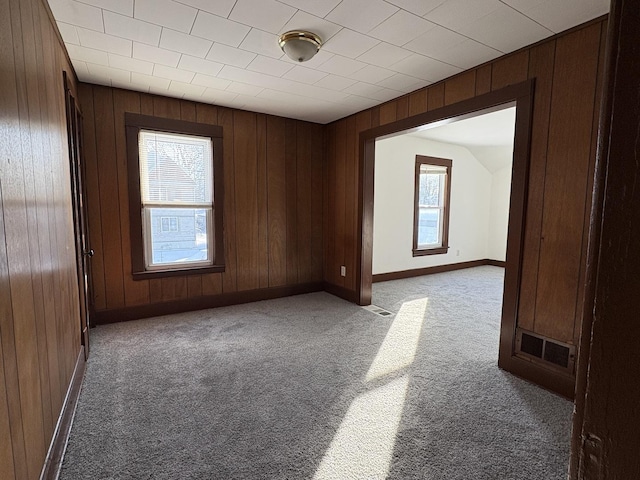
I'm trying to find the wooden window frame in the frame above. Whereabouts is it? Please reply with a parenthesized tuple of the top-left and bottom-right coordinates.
(125, 113, 225, 280)
(412, 155, 452, 256)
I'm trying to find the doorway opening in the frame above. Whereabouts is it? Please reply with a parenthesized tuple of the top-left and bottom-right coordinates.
(356, 80, 535, 378)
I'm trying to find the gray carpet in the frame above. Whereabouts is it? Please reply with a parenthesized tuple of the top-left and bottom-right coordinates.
(60, 266, 572, 479)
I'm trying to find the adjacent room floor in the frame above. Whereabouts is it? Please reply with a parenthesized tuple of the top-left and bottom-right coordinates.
(60, 266, 572, 479)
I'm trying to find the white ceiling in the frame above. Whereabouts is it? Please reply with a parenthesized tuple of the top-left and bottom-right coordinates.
(409, 106, 516, 172)
(49, 0, 609, 124)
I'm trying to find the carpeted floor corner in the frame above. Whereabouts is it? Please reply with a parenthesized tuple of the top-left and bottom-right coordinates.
(60, 266, 572, 479)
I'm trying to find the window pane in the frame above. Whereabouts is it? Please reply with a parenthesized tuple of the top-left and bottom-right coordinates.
(418, 207, 440, 246)
(419, 172, 443, 207)
(139, 131, 212, 203)
(147, 207, 211, 266)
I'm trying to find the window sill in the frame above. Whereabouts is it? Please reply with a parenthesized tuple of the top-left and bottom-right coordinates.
(413, 246, 449, 257)
(132, 264, 225, 280)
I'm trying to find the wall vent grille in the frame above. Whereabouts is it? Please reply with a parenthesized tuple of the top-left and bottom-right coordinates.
(516, 328, 575, 371)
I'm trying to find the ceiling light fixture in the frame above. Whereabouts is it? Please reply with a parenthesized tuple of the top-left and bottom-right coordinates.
(278, 30, 322, 63)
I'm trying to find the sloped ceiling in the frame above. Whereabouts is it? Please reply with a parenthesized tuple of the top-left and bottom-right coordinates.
(49, 0, 609, 123)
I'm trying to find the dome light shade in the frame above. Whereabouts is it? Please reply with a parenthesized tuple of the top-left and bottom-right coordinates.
(278, 31, 322, 62)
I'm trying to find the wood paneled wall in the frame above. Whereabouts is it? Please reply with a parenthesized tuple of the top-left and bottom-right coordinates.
(0, 0, 83, 478)
(324, 18, 606, 350)
(78, 84, 324, 322)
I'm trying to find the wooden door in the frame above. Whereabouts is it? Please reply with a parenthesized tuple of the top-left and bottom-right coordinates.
(64, 73, 92, 356)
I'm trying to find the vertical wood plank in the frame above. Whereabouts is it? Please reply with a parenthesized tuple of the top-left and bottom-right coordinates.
(475, 64, 492, 95)
(266, 116, 287, 287)
(195, 103, 222, 296)
(219, 107, 237, 293)
(379, 101, 397, 125)
(79, 85, 107, 310)
(444, 70, 476, 105)
(256, 114, 269, 288)
(517, 40, 556, 332)
(427, 83, 445, 111)
(334, 119, 347, 287)
(113, 89, 150, 306)
(285, 119, 299, 285)
(93, 87, 126, 308)
(534, 23, 601, 342)
(370, 107, 380, 127)
(296, 122, 313, 283)
(408, 89, 427, 117)
(310, 124, 324, 282)
(234, 111, 260, 291)
(491, 50, 530, 91)
(324, 123, 336, 284)
(396, 95, 409, 120)
(344, 116, 357, 291)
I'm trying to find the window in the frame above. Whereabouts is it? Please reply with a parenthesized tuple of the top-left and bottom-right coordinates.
(125, 113, 224, 278)
(413, 155, 452, 256)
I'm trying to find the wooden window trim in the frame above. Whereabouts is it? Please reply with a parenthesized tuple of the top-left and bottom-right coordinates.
(412, 155, 452, 257)
(125, 112, 225, 280)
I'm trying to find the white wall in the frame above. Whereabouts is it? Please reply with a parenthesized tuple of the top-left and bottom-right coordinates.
(373, 136, 493, 274)
(487, 165, 513, 262)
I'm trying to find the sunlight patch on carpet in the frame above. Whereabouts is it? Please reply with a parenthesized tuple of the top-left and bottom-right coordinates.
(312, 375, 410, 480)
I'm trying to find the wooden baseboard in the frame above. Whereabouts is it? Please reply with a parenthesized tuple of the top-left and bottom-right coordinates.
(323, 281, 360, 304)
(94, 282, 324, 324)
(372, 258, 505, 283)
(498, 352, 575, 399)
(40, 347, 86, 480)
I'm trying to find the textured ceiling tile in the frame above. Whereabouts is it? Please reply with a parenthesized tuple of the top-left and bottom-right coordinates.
(514, 0, 609, 33)
(391, 53, 461, 81)
(368, 10, 436, 46)
(86, 63, 131, 83)
(326, 0, 398, 34)
(349, 64, 396, 84)
(404, 24, 467, 57)
(108, 53, 154, 75)
(282, 65, 328, 84)
(279, 10, 342, 42)
(385, 0, 447, 16)
(57, 22, 79, 44)
(323, 29, 380, 59)
(160, 28, 213, 57)
(178, 55, 224, 77)
(132, 72, 171, 90)
(317, 55, 368, 76)
(66, 44, 109, 65)
(79, 0, 133, 16)
(238, 29, 284, 59)
(206, 43, 257, 68)
(343, 81, 387, 98)
(133, 42, 182, 67)
(424, 0, 502, 31)
(168, 80, 206, 97)
(153, 64, 196, 83)
(47, 0, 104, 32)
(376, 73, 426, 92)
(247, 55, 295, 77)
(77, 27, 133, 56)
(226, 82, 265, 96)
(459, 6, 552, 52)
(191, 11, 251, 47)
(103, 11, 162, 46)
(229, 0, 296, 34)
(134, 0, 198, 33)
(356, 42, 412, 68)
(438, 39, 502, 69)
(277, 0, 342, 17)
(191, 73, 233, 90)
(314, 74, 357, 91)
(173, 0, 237, 17)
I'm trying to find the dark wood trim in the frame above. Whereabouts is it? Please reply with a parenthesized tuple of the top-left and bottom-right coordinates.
(124, 112, 225, 279)
(94, 282, 323, 324)
(40, 347, 86, 480)
(324, 281, 360, 303)
(372, 259, 500, 283)
(413, 155, 452, 257)
(499, 350, 575, 399)
(486, 259, 506, 267)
